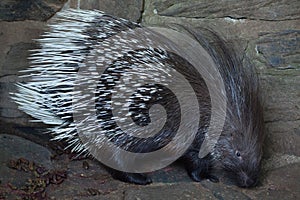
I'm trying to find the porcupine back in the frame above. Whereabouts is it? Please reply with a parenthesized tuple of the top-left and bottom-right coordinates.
(12, 9, 210, 155)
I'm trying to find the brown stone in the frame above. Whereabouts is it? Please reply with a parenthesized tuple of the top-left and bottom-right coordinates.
(0, 0, 67, 22)
(67, 0, 143, 22)
(256, 30, 299, 69)
(255, 163, 300, 199)
(0, 21, 46, 76)
(146, 0, 299, 21)
(124, 183, 217, 200)
(0, 21, 46, 124)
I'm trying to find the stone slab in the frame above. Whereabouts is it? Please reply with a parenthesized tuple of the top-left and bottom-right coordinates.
(0, 0, 67, 21)
(66, 0, 143, 22)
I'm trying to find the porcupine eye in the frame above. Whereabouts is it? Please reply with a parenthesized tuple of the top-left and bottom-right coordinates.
(235, 151, 241, 158)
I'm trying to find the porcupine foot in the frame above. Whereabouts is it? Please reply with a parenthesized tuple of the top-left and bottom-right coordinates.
(108, 168, 152, 185)
(182, 152, 219, 183)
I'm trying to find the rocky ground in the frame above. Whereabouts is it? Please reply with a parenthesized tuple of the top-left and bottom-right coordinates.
(0, 0, 299, 199)
(0, 133, 299, 199)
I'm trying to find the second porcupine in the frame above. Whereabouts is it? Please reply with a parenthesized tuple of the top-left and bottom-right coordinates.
(12, 9, 265, 188)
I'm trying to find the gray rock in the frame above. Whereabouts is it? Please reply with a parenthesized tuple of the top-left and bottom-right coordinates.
(255, 163, 300, 199)
(261, 74, 300, 156)
(0, 21, 45, 125)
(256, 30, 300, 69)
(146, 0, 299, 21)
(2, 42, 36, 74)
(45, 159, 125, 200)
(66, 0, 143, 22)
(0, 134, 53, 186)
(0, 75, 23, 119)
(0, 0, 67, 21)
(201, 181, 252, 200)
(124, 183, 217, 200)
(0, 21, 45, 76)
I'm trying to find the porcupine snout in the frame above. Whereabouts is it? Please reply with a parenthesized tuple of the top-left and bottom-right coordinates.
(236, 171, 257, 188)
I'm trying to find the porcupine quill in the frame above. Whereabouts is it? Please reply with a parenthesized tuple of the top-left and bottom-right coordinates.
(12, 9, 264, 187)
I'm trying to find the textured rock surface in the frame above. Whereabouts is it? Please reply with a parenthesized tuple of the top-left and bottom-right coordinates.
(0, 134, 299, 199)
(67, 0, 144, 22)
(0, 0, 67, 21)
(0, 21, 46, 125)
(0, 0, 299, 199)
(255, 163, 300, 199)
(261, 74, 300, 156)
(0, 134, 53, 187)
(124, 183, 216, 200)
(148, 0, 299, 21)
(256, 30, 299, 69)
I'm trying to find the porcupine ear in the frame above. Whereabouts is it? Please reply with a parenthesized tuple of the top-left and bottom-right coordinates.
(11, 9, 141, 154)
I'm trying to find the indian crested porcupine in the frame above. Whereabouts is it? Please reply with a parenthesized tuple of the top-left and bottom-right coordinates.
(12, 9, 264, 187)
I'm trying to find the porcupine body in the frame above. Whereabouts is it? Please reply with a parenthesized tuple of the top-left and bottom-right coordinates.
(12, 9, 264, 187)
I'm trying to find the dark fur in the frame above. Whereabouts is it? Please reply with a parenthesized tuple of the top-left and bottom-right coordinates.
(186, 28, 265, 187)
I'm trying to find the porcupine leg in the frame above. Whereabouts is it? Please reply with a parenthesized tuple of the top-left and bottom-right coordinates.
(107, 168, 152, 185)
(181, 151, 219, 183)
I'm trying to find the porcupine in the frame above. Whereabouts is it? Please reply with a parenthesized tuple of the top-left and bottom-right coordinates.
(12, 9, 264, 187)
